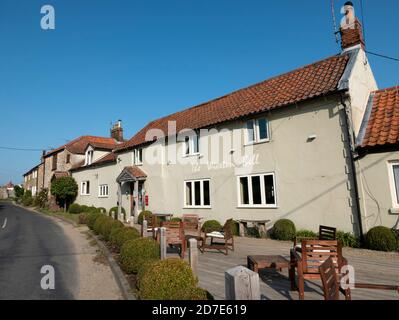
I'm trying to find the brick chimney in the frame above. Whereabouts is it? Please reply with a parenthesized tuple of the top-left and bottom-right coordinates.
(340, 1, 365, 51)
(111, 120, 124, 142)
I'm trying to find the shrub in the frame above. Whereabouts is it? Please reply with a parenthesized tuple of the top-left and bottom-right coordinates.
(68, 203, 82, 214)
(87, 206, 101, 214)
(139, 259, 204, 300)
(102, 219, 124, 241)
(97, 207, 107, 214)
(87, 212, 102, 230)
(22, 190, 33, 207)
(247, 227, 261, 238)
(365, 226, 398, 252)
(80, 205, 90, 212)
(14, 185, 24, 198)
(271, 219, 296, 241)
(201, 220, 222, 233)
(336, 231, 360, 248)
(138, 210, 153, 225)
(50, 176, 78, 211)
(171, 217, 182, 222)
(78, 213, 88, 225)
(120, 237, 160, 274)
(93, 215, 110, 235)
(296, 230, 317, 238)
(33, 188, 48, 208)
(111, 227, 140, 250)
(109, 206, 126, 220)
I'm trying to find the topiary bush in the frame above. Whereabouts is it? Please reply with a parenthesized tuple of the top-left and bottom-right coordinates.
(87, 212, 102, 230)
(109, 206, 126, 220)
(139, 259, 205, 300)
(80, 205, 90, 213)
(138, 210, 153, 225)
(365, 226, 398, 252)
(97, 207, 107, 214)
(110, 227, 141, 250)
(336, 231, 360, 248)
(102, 219, 124, 241)
(93, 215, 110, 235)
(201, 220, 222, 233)
(120, 237, 160, 274)
(68, 203, 82, 214)
(171, 217, 182, 222)
(271, 219, 296, 241)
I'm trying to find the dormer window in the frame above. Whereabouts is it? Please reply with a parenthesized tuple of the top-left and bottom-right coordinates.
(246, 118, 270, 144)
(134, 148, 143, 166)
(85, 150, 94, 166)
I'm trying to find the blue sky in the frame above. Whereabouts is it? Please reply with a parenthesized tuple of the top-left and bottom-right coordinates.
(0, 0, 398, 185)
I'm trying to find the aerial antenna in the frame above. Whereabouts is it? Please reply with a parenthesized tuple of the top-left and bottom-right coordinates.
(331, 0, 340, 45)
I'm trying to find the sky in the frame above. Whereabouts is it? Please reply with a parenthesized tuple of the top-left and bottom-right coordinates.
(0, 0, 398, 185)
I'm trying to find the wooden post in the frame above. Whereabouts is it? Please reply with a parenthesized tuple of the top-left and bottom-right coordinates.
(160, 227, 167, 260)
(142, 220, 148, 238)
(225, 266, 260, 300)
(189, 238, 198, 277)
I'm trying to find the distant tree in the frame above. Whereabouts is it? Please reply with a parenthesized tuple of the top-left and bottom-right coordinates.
(14, 185, 24, 198)
(50, 177, 78, 212)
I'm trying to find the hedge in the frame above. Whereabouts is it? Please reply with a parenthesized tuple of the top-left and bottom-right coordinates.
(271, 219, 296, 241)
(365, 226, 398, 252)
(109, 207, 126, 219)
(138, 211, 153, 225)
(68, 203, 82, 214)
(110, 227, 141, 250)
(201, 220, 222, 233)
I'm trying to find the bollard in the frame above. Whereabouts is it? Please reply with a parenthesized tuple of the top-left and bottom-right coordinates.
(225, 266, 260, 300)
(142, 220, 148, 238)
(189, 238, 198, 277)
(160, 227, 167, 260)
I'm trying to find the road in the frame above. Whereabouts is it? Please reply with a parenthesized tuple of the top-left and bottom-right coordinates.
(0, 202, 77, 299)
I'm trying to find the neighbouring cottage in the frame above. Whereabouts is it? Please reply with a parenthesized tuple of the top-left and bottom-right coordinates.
(0, 181, 15, 199)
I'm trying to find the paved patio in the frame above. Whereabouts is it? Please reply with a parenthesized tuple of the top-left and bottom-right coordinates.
(189, 237, 399, 300)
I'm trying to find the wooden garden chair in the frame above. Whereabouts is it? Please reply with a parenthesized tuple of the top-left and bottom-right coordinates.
(158, 221, 186, 259)
(290, 240, 350, 300)
(201, 219, 234, 255)
(319, 257, 399, 300)
(182, 214, 201, 237)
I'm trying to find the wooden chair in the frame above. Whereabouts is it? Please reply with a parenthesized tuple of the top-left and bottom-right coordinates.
(290, 240, 350, 300)
(294, 225, 337, 247)
(183, 214, 201, 237)
(319, 257, 399, 300)
(201, 219, 234, 255)
(158, 221, 186, 259)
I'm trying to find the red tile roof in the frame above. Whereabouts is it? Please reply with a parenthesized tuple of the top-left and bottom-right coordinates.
(361, 86, 399, 148)
(45, 136, 119, 157)
(116, 54, 350, 152)
(125, 166, 147, 179)
(70, 152, 117, 171)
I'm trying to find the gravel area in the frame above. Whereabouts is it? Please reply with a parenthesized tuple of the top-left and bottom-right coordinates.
(53, 218, 123, 300)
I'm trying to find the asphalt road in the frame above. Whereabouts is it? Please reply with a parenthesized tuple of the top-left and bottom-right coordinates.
(0, 202, 78, 300)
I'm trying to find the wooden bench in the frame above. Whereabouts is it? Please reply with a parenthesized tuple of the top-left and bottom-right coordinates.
(237, 219, 270, 238)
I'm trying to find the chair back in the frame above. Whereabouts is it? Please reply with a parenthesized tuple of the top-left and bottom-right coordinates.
(223, 219, 234, 240)
(161, 221, 184, 244)
(319, 257, 340, 300)
(319, 225, 337, 240)
(300, 240, 343, 274)
(182, 214, 200, 232)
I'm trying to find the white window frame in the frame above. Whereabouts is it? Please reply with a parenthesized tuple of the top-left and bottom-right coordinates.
(183, 179, 211, 209)
(183, 134, 200, 157)
(236, 172, 277, 208)
(98, 184, 109, 198)
(134, 148, 143, 166)
(81, 181, 90, 196)
(85, 150, 94, 166)
(245, 118, 270, 145)
(387, 161, 399, 208)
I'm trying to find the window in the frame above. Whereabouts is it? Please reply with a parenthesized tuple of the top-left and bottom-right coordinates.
(184, 134, 200, 156)
(184, 179, 211, 208)
(81, 181, 90, 195)
(98, 184, 109, 197)
(52, 154, 58, 171)
(246, 118, 270, 144)
(85, 150, 94, 166)
(237, 173, 276, 207)
(66, 154, 71, 164)
(388, 162, 399, 208)
(134, 148, 143, 165)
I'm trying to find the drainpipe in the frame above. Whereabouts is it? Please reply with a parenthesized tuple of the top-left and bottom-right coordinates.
(340, 93, 365, 243)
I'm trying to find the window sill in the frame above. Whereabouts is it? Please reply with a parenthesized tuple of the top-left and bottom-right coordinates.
(98, 196, 109, 199)
(244, 140, 270, 147)
(182, 153, 201, 158)
(81, 194, 91, 197)
(183, 206, 211, 210)
(389, 208, 399, 215)
(237, 205, 278, 209)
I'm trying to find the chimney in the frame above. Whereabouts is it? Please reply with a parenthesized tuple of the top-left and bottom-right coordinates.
(340, 1, 365, 51)
(111, 120, 124, 142)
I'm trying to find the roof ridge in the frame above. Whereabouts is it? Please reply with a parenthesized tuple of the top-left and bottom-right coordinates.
(372, 86, 399, 94)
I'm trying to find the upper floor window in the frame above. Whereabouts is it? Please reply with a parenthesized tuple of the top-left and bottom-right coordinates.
(98, 184, 109, 198)
(184, 179, 211, 208)
(81, 181, 90, 196)
(66, 154, 71, 164)
(246, 118, 270, 144)
(237, 173, 276, 208)
(52, 154, 58, 171)
(134, 148, 143, 165)
(184, 134, 200, 156)
(85, 150, 94, 166)
(388, 162, 399, 208)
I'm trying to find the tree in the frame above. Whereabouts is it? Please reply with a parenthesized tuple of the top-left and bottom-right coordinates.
(14, 185, 24, 198)
(50, 177, 78, 212)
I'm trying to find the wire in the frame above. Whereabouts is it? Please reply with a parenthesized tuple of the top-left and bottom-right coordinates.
(331, 0, 339, 45)
(366, 51, 399, 62)
(359, 0, 366, 42)
(0, 146, 45, 152)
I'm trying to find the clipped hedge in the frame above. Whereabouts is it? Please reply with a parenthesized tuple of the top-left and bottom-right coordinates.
(139, 259, 206, 300)
(120, 237, 160, 274)
(102, 219, 124, 241)
(110, 227, 141, 250)
(93, 215, 110, 235)
(201, 220, 222, 233)
(80, 205, 90, 212)
(87, 212, 102, 230)
(365, 226, 398, 252)
(271, 219, 296, 241)
(171, 217, 182, 222)
(68, 203, 82, 214)
(109, 206, 126, 219)
(97, 207, 107, 214)
(138, 210, 153, 225)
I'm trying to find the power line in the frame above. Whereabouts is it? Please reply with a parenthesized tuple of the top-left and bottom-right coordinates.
(359, 0, 366, 42)
(0, 146, 46, 152)
(366, 51, 399, 62)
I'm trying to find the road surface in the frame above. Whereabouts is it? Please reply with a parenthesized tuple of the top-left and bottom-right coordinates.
(0, 202, 78, 299)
